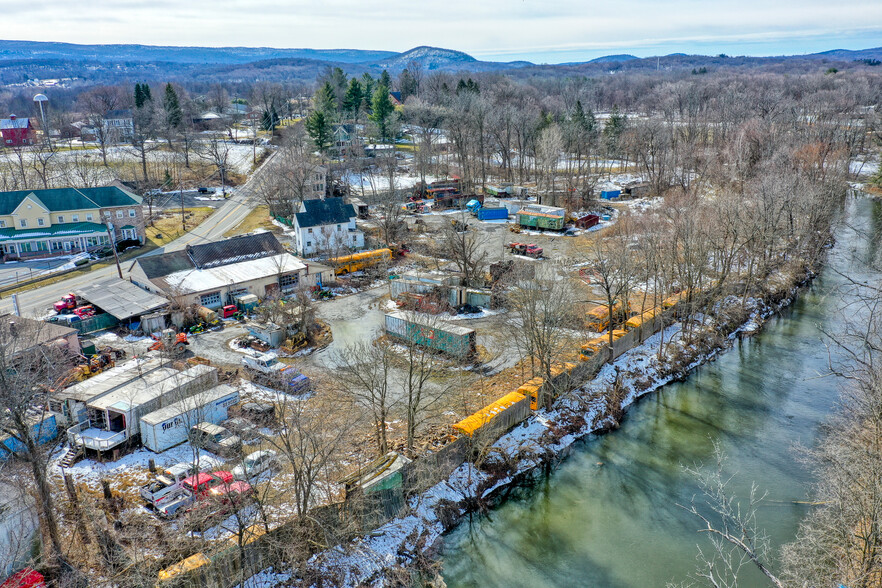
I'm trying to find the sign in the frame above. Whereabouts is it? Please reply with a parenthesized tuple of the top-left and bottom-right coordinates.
(11, 293, 20, 316)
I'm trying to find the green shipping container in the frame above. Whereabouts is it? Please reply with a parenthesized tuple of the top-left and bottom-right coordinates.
(518, 212, 565, 230)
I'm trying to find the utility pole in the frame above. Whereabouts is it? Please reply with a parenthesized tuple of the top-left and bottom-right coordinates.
(105, 222, 123, 280)
(180, 182, 186, 232)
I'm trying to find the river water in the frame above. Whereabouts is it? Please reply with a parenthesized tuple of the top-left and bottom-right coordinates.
(441, 194, 881, 588)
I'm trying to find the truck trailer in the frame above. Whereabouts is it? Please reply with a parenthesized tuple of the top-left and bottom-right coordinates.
(140, 385, 240, 453)
(384, 311, 476, 358)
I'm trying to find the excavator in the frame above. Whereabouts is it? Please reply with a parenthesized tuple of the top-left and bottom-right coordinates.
(149, 329, 189, 355)
(50, 349, 122, 391)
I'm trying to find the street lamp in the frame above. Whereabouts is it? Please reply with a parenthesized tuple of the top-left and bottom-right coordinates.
(33, 93, 49, 148)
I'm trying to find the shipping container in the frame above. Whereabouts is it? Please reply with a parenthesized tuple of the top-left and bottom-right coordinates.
(384, 311, 476, 358)
(476, 207, 509, 221)
(600, 189, 621, 200)
(140, 384, 240, 453)
(0, 414, 57, 459)
(517, 204, 566, 231)
(452, 392, 526, 436)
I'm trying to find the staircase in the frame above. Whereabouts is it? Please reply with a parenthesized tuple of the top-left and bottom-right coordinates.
(58, 444, 82, 468)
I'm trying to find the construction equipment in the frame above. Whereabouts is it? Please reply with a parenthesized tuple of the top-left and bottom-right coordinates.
(51, 349, 119, 391)
(53, 293, 78, 313)
(507, 242, 543, 258)
(508, 224, 522, 234)
(149, 329, 189, 355)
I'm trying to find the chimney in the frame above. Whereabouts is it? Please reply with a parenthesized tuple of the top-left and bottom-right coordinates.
(8, 114, 15, 121)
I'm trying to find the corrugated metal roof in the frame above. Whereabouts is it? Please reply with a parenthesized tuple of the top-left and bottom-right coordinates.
(75, 277, 169, 320)
(160, 253, 306, 295)
(188, 232, 285, 269)
(0, 117, 30, 130)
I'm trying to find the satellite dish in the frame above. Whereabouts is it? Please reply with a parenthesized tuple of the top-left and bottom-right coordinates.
(33, 94, 48, 102)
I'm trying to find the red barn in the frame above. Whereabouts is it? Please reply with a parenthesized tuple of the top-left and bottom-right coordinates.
(1, 115, 34, 147)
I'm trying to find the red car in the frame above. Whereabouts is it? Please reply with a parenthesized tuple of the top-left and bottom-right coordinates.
(186, 480, 254, 531)
(0, 568, 46, 588)
(157, 471, 234, 518)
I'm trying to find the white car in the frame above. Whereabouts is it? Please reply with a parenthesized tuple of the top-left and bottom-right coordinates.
(231, 450, 279, 481)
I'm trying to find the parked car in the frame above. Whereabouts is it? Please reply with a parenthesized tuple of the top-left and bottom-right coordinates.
(241, 401, 275, 424)
(156, 470, 234, 518)
(140, 457, 223, 508)
(189, 422, 242, 457)
(224, 417, 259, 442)
(184, 480, 254, 531)
(115, 239, 141, 253)
(231, 450, 279, 481)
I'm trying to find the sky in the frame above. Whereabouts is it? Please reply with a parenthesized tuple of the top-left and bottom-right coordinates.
(5, 0, 882, 63)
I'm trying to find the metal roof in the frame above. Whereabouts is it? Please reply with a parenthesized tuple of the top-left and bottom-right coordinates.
(293, 198, 355, 229)
(0, 117, 30, 130)
(160, 253, 306, 295)
(88, 364, 216, 411)
(140, 384, 239, 426)
(0, 186, 141, 216)
(75, 277, 169, 320)
(187, 232, 285, 269)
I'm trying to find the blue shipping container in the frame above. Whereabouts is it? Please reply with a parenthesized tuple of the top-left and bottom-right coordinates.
(477, 207, 509, 221)
(600, 190, 621, 200)
(0, 414, 57, 459)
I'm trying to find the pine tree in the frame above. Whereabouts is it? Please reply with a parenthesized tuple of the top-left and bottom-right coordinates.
(163, 83, 182, 129)
(305, 109, 332, 154)
(603, 106, 627, 158)
(370, 83, 395, 142)
(379, 69, 392, 89)
(343, 78, 363, 122)
(314, 82, 337, 120)
(398, 69, 418, 101)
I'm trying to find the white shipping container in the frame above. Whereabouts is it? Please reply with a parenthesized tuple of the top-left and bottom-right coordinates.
(140, 385, 240, 453)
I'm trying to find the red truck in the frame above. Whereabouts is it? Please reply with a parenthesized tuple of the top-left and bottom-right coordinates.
(53, 293, 78, 313)
(156, 470, 234, 518)
(507, 242, 543, 259)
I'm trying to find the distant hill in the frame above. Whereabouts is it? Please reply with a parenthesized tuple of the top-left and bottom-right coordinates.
(589, 54, 639, 63)
(370, 45, 533, 72)
(0, 39, 398, 64)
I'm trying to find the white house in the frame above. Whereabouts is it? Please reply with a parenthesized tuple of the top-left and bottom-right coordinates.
(292, 198, 364, 257)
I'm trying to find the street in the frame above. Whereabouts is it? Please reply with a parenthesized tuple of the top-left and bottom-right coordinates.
(0, 150, 276, 318)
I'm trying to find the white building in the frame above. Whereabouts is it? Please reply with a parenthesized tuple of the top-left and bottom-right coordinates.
(292, 197, 364, 257)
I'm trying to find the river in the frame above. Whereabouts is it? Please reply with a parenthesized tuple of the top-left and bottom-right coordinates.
(440, 194, 881, 588)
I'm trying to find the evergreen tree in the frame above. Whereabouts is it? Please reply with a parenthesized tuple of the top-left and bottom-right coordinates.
(343, 78, 364, 121)
(603, 106, 627, 158)
(261, 106, 280, 131)
(314, 82, 337, 120)
(379, 69, 392, 89)
(163, 83, 182, 129)
(361, 73, 375, 114)
(305, 109, 332, 154)
(135, 82, 153, 108)
(370, 83, 395, 142)
(398, 68, 418, 101)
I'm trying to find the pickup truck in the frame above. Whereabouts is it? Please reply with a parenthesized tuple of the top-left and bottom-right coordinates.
(140, 457, 223, 508)
(156, 470, 234, 519)
(507, 242, 543, 259)
(243, 353, 311, 393)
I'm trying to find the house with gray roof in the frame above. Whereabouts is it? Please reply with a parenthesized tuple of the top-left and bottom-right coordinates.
(129, 233, 333, 308)
(292, 197, 364, 256)
(0, 186, 144, 260)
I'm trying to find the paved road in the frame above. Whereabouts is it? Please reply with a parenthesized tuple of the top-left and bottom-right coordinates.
(0, 151, 276, 318)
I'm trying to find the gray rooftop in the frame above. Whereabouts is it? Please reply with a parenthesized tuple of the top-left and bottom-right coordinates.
(75, 277, 169, 320)
(140, 384, 239, 426)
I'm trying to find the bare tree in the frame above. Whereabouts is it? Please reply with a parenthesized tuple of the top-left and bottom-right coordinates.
(333, 342, 394, 456)
(440, 216, 487, 288)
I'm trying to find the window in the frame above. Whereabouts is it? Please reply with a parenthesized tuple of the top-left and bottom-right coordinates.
(0, 220, 5, 228)
(307, 228, 313, 234)
(336, 224, 341, 232)
(128, 209, 136, 218)
(86, 213, 93, 221)
(306, 241, 312, 248)
(19, 219, 26, 228)
(37, 218, 44, 226)
(116, 210, 123, 219)
(72, 214, 79, 222)
(57, 215, 64, 223)
(104, 210, 111, 218)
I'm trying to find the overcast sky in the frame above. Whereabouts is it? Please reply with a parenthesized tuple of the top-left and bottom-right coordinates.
(8, 0, 882, 62)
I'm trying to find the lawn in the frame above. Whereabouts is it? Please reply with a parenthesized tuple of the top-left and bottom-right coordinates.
(144, 207, 216, 247)
(223, 205, 279, 237)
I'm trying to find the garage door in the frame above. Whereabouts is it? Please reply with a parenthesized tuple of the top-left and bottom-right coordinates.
(200, 291, 222, 308)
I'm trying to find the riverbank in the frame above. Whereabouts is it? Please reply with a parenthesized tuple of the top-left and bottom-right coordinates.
(281, 260, 822, 586)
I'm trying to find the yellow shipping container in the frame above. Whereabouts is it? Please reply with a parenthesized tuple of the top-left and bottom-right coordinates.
(453, 392, 526, 437)
(157, 552, 211, 584)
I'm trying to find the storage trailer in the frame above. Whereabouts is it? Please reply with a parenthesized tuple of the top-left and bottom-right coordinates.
(140, 385, 240, 453)
(384, 311, 476, 358)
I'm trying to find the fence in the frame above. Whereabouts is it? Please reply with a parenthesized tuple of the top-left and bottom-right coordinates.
(72, 313, 119, 334)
